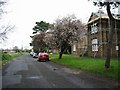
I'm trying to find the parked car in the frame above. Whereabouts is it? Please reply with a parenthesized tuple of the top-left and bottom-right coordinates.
(33, 52, 38, 58)
(38, 53, 49, 61)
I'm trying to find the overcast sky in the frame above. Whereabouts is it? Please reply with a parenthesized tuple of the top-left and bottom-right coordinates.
(0, 0, 117, 50)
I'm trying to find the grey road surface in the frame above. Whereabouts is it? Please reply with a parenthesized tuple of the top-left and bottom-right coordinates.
(2, 54, 119, 88)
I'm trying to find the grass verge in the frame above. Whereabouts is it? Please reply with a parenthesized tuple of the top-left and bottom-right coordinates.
(49, 54, 119, 81)
(0, 51, 23, 69)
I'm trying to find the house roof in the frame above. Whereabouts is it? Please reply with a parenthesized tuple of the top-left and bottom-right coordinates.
(87, 11, 120, 25)
(87, 11, 108, 24)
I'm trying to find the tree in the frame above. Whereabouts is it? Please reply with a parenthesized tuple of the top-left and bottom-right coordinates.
(0, 0, 6, 16)
(89, 0, 120, 69)
(32, 32, 47, 52)
(0, 0, 15, 43)
(0, 25, 15, 42)
(31, 21, 51, 52)
(53, 14, 86, 59)
(44, 30, 57, 52)
(33, 21, 49, 33)
(13, 46, 19, 52)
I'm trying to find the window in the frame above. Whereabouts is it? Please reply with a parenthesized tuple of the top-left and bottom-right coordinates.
(92, 39, 98, 51)
(91, 23, 98, 34)
(73, 44, 76, 51)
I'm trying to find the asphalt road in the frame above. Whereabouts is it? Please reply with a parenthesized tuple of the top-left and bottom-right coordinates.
(2, 54, 119, 89)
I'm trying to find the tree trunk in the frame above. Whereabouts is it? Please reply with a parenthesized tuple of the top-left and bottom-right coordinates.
(59, 51, 63, 59)
(105, 42, 111, 68)
(59, 45, 67, 59)
(105, 1, 115, 69)
(105, 19, 115, 69)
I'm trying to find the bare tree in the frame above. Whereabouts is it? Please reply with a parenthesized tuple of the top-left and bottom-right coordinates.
(0, 0, 6, 16)
(89, 0, 120, 69)
(0, 0, 15, 43)
(53, 14, 86, 59)
(0, 25, 15, 42)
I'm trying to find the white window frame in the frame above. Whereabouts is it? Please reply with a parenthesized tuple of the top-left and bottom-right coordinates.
(92, 39, 98, 51)
(73, 44, 76, 51)
(91, 23, 98, 34)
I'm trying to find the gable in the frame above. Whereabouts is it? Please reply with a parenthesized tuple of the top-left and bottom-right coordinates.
(87, 11, 108, 25)
(88, 12, 99, 22)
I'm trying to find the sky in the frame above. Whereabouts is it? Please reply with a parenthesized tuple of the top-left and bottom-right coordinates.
(0, 0, 118, 50)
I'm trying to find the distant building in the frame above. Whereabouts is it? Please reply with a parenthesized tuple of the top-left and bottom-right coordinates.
(86, 11, 120, 58)
(71, 33, 88, 56)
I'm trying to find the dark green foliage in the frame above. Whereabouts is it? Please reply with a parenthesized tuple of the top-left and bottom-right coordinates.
(33, 21, 49, 32)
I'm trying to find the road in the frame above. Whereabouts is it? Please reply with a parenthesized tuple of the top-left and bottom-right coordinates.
(2, 54, 119, 88)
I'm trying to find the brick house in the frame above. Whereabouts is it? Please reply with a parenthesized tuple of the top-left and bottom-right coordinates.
(87, 11, 120, 58)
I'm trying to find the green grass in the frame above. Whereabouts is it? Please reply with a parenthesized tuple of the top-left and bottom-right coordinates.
(1, 52, 22, 61)
(0, 61, 2, 70)
(0, 51, 23, 69)
(49, 54, 119, 81)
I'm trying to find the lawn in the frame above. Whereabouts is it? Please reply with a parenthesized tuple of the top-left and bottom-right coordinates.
(49, 54, 119, 81)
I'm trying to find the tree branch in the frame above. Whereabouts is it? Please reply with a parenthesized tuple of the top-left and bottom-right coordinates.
(106, 0, 115, 20)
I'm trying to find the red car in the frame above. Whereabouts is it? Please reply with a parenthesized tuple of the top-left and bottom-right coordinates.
(38, 53, 49, 61)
